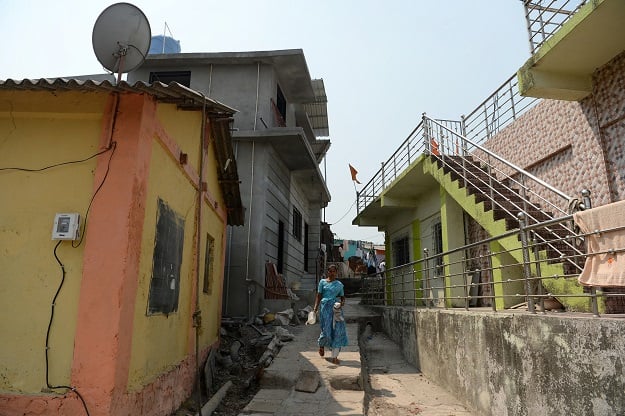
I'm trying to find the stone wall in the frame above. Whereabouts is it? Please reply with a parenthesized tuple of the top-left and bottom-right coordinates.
(377, 306, 625, 416)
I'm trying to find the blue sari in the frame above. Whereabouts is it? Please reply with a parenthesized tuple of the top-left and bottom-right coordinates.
(317, 279, 348, 349)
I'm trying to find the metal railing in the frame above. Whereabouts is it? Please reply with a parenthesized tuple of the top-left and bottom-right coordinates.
(356, 1, 596, 217)
(462, 74, 539, 147)
(356, 121, 427, 213)
(523, 0, 587, 54)
(424, 115, 572, 212)
(361, 212, 625, 317)
(357, 76, 540, 215)
(424, 115, 587, 275)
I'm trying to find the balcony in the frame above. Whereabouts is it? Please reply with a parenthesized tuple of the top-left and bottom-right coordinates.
(518, 0, 625, 100)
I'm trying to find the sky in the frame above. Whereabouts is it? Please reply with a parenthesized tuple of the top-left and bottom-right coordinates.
(0, 1, 531, 244)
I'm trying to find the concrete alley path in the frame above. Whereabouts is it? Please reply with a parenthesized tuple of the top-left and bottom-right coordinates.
(239, 298, 474, 415)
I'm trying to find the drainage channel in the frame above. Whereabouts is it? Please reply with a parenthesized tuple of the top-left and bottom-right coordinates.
(357, 319, 379, 416)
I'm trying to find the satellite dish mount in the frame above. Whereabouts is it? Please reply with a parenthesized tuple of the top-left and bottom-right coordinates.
(92, 2, 151, 83)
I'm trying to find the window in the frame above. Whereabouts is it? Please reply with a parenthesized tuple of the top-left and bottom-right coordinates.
(277, 220, 285, 274)
(392, 236, 410, 267)
(202, 233, 215, 294)
(147, 199, 185, 315)
(276, 85, 287, 123)
(433, 222, 444, 276)
(304, 223, 309, 272)
(292, 208, 302, 242)
(149, 71, 191, 87)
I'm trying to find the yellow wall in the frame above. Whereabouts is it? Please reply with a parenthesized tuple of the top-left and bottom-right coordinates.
(127, 105, 226, 389)
(440, 189, 466, 307)
(0, 91, 107, 392)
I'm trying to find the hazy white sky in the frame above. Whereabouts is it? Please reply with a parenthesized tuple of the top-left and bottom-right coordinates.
(0, 1, 531, 244)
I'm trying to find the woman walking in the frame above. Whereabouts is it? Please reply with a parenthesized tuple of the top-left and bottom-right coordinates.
(313, 264, 348, 364)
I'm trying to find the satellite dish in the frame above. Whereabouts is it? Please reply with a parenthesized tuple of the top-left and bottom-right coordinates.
(92, 2, 151, 82)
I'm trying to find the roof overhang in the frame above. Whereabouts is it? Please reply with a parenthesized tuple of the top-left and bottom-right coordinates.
(0, 78, 237, 115)
(142, 49, 315, 102)
(232, 128, 331, 206)
(0, 77, 245, 226)
(293, 110, 331, 163)
(303, 78, 329, 137)
(210, 118, 245, 226)
(517, 0, 625, 101)
(311, 139, 331, 164)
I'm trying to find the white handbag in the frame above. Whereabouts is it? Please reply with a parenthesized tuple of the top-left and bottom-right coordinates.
(305, 310, 317, 325)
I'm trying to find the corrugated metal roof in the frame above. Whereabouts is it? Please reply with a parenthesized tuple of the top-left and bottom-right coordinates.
(0, 77, 245, 225)
(0, 78, 237, 115)
(304, 78, 329, 137)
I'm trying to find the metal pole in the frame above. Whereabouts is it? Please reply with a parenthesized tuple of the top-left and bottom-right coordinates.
(486, 250, 497, 311)
(509, 81, 517, 120)
(518, 212, 536, 313)
(424, 248, 431, 308)
(442, 259, 448, 309)
(581, 189, 592, 210)
(532, 234, 545, 313)
(401, 266, 406, 306)
(381, 162, 385, 189)
(590, 287, 600, 317)
(462, 258, 469, 311)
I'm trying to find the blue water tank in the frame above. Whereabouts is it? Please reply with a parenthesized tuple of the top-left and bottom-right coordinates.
(148, 35, 181, 54)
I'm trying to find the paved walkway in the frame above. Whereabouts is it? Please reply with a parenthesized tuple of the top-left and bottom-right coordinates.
(239, 299, 474, 416)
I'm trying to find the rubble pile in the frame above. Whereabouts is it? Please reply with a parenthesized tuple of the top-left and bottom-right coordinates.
(204, 306, 312, 416)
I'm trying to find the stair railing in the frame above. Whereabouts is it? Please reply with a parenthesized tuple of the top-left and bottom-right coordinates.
(424, 114, 572, 211)
(357, 121, 427, 214)
(423, 115, 584, 274)
(356, 71, 540, 216)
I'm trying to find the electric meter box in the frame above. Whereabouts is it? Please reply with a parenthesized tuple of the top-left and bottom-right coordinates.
(52, 213, 80, 241)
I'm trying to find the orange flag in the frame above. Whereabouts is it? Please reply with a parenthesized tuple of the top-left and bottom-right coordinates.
(349, 164, 361, 184)
(430, 139, 440, 156)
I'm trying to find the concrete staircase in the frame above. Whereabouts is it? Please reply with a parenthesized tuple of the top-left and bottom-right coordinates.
(423, 154, 590, 311)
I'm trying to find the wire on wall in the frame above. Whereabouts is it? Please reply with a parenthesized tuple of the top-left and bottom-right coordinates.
(47, 241, 90, 416)
(0, 141, 117, 247)
(72, 142, 117, 248)
(1, 142, 118, 415)
(0, 145, 113, 173)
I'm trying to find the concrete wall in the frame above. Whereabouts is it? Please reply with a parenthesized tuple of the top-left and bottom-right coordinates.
(224, 141, 318, 317)
(378, 307, 625, 416)
(131, 62, 289, 132)
(222, 140, 268, 317)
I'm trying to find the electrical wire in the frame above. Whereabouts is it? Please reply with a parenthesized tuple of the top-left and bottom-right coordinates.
(39, 143, 117, 415)
(127, 43, 147, 61)
(0, 145, 112, 172)
(0, 141, 116, 248)
(47, 241, 90, 416)
(72, 141, 117, 248)
(328, 199, 357, 225)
